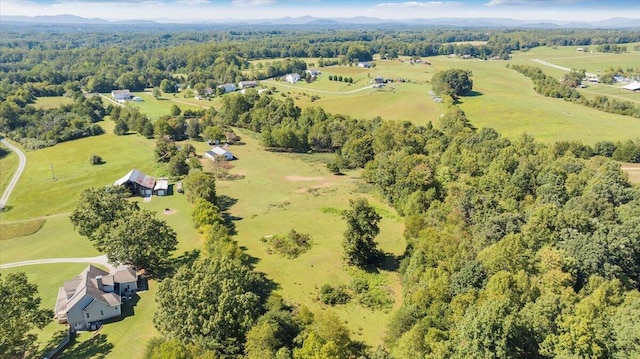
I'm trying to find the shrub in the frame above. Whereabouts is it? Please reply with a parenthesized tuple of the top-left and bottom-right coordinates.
(261, 229, 312, 259)
(319, 284, 351, 305)
(89, 155, 103, 165)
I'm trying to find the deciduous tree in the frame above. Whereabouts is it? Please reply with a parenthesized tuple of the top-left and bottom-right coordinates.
(342, 198, 381, 267)
(0, 273, 52, 358)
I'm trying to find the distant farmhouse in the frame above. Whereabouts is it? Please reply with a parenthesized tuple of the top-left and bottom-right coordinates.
(238, 80, 258, 89)
(357, 62, 371, 68)
(285, 73, 301, 84)
(218, 83, 237, 93)
(205, 146, 234, 161)
(111, 89, 132, 102)
(114, 169, 156, 197)
(306, 69, 321, 77)
(55, 265, 138, 331)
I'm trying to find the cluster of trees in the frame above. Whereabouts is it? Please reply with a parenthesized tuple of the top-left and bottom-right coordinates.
(327, 75, 354, 83)
(431, 69, 474, 98)
(0, 92, 105, 149)
(69, 186, 178, 272)
(510, 64, 640, 119)
(597, 43, 627, 53)
(315, 101, 639, 357)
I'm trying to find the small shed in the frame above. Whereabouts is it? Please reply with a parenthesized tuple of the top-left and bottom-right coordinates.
(154, 178, 169, 196)
(205, 146, 234, 161)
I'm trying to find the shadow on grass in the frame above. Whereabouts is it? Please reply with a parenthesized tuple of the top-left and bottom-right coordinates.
(153, 249, 201, 279)
(64, 333, 113, 359)
(358, 251, 403, 274)
(217, 195, 238, 212)
(465, 90, 483, 97)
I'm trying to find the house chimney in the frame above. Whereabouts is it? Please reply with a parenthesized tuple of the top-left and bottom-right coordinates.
(96, 275, 103, 290)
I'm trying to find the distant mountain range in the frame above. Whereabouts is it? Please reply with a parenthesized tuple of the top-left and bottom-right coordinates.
(2, 14, 639, 29)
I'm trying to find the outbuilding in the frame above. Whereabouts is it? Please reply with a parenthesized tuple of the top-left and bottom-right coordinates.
(154, 178, 169, 196)
(114, 169, 155, 197)
(205, 146, 234, 161)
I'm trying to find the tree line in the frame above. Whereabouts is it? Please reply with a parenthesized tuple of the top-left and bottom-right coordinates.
(509, 64, 640, 120)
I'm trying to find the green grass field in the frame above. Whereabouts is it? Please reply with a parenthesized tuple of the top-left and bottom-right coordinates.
(253, 51, 640, 145)
(0, 142, 18, 197)
(34, 96, 74, 110)
(125, 92, 204, 119)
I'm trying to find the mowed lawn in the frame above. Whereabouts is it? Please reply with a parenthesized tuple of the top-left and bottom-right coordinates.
(0, 264, 159, 359)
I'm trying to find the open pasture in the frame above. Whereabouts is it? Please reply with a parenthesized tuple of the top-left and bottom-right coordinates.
(512, 42, 640, 75)
(0, 121, 158, 221)
(428, 55, 640, 144)
(213, 128, 405, 345)
(34, 96, 74, 110)
(126, 92, 203, 119)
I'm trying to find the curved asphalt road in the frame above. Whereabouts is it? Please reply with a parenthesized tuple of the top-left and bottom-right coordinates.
(0, 138, 27, 210)
(0, 255, 114, 272)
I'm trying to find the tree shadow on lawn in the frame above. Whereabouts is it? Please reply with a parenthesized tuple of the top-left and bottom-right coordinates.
(359, 251, 403, 274)
(153, 249, 201, 279)
(217, 195, 238, 212)
(63, 333, 114, 359)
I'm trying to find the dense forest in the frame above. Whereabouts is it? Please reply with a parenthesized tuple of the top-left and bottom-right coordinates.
(2, 24, 640, 358)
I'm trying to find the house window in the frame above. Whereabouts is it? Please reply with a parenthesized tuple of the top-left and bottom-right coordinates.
(100, 310, 104, 316)
(86, 312, 90, 319)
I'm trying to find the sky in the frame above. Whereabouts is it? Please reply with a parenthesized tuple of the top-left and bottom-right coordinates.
(1, 0, 638, 22)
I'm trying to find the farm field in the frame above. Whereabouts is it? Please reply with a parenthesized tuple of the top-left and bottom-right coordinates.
(246, 49, 640, 144)
(34, 96, 74, 110)
(512, 41, 640, 75)
(0, 121, 405, 356)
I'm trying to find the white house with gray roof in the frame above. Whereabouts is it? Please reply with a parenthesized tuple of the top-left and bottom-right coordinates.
(55, 265, 138, 331)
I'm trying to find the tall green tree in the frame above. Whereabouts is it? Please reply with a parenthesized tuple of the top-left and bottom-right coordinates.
(183, 171, 217, 204)
(342, 198, 382, 267)
(432, 69, 473, 98)
(0, 273, 52, 358)
(154, 257, 265, 356)
(69, 186, 137, 241)
(93, 209, 177, 271)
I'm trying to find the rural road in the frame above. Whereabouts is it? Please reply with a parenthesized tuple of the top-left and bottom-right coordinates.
(0, 255, 114, 272)
(0, 138, 27, 210)
(531, 59, 597, 77)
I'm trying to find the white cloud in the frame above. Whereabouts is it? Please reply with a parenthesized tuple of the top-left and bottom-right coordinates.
(231, 0, 277, 6)
(176, 0, 211, 4)
(375, 1, 461, 8)
(486, 0, 580, 6)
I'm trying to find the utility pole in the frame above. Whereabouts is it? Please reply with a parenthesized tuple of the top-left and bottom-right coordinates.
(50, 163, 56, 180)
